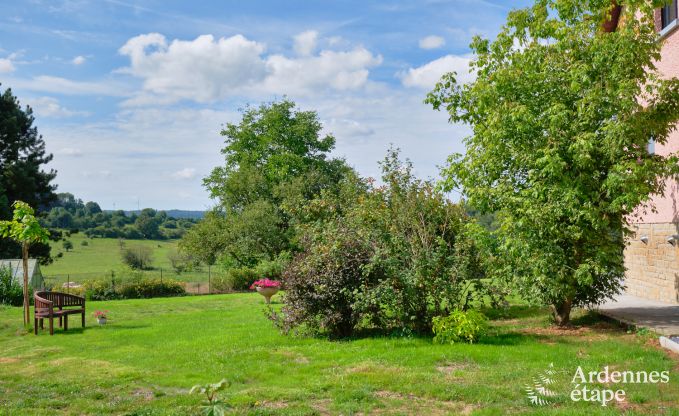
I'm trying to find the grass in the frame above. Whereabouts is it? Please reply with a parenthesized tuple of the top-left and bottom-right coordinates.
(0, 294, 678, 415)
(41, 235, 213, 285)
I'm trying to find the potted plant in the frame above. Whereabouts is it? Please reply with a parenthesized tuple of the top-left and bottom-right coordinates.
(93, 310, 108, 325)
(250, 279, 281, 304)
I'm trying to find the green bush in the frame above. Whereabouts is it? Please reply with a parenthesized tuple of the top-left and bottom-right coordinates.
(118, 278, 185, 299)
(81, 277, 185, 300)
(432, 310, 488, 344)
(270, 221, 378, 338)
(82, 279, 121, 301)
(0, 266, 23, 306)
(212, 267, 257, 292)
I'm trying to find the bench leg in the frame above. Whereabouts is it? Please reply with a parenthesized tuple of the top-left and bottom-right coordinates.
(49, 317, 53, 336)
(34, 317, 37, 335)
(40, 318, 44, 329)
(64, 315, 68, 331)
(58, 315, 62, 328)
(82, 311, 85, 327)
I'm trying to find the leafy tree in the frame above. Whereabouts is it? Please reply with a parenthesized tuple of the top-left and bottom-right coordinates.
(179, 211, 227, 266)
(62, 240, 73, 252)
(190, 99, 351, 267)
(273, 150, 485, 337)
(0, 86, 57, 262)
(84, 201, 102, 215)
(121, 246, 153, 270)
(0, 201, 49, 325)
(204, 99, 340, 210)
(427, 0, 679, 325)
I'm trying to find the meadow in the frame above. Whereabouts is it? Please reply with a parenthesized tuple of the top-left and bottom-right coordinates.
(0, 293, 677, 415)
(40, 235, 213, 286)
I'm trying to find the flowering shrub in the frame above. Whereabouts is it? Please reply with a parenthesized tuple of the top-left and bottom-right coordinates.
(249, 279, 281, 290)
(93, 310, 108, 320)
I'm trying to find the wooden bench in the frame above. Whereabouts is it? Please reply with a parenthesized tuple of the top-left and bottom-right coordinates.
(34, 291, 86, 335)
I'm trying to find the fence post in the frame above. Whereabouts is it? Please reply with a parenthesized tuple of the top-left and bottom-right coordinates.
(208, 265, 211, 295)
(66, 274, 70, 294)
(111, 271, 115, 290)
(160, 268, 163, 283)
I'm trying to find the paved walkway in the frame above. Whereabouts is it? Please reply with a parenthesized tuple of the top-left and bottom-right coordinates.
(597, 294, 679, 336)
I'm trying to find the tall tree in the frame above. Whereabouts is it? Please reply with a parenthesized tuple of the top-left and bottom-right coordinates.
(0, 201, 49, 326)
(0, 86, 57, 261)
(192, 100, 351, 267)
(427, 0, 679, 325)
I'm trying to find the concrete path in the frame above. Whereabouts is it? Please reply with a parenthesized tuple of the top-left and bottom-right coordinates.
(597, 294, 679, 336)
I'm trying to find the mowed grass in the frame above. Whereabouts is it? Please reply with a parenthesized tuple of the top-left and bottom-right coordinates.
(41, 233, 207, 287)
(0, 294, 678, 415)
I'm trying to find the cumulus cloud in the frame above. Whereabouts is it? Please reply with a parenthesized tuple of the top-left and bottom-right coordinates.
(293, 30, 318, 56)
(29, 96, 87, 117)
(118, 32, 382, 105)
(261, 47, 382, 96)
(0, 58, 15, 73)
(419, 35, 445, 50)
(119, 33, 268, 103)
(171, 167, 197, 180)
(72, 55, 86, 65)
(400, 55, 474, 89)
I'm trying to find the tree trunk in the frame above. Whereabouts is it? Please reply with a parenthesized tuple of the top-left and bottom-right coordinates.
(550, 297, 573, 327)
(21, 243, 30, 326)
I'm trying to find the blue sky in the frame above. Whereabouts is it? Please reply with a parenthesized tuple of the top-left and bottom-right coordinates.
(0, 0, 530, 210)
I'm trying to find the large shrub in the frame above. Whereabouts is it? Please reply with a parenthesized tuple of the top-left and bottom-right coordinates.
(0, 266, 22, 306)
(211, 267, 257, 292)
(273, 150, 488, 337)
(121, 246, 153, 270)
(271, 221, 379, 338)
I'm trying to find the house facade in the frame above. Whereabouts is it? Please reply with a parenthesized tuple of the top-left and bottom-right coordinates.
(623, 1, 679, 303)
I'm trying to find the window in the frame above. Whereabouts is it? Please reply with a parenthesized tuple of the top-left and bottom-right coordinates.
(662, 0, 678, 30)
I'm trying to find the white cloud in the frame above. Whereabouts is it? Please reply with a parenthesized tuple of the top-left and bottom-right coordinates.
(0, 58, 15, 73)
(419, 35, 445, 50)
(293, 30, 318, 56)
(171, 167, 197, 180)
(118, 32, 382, 104)
(29, 96, 87, 117)
(261, 47, 382, 96)
(72, 55, 86, 65)
(119, 33, 268, 103)
(400, 54, 474, 89)
(56, 147, 84, 157)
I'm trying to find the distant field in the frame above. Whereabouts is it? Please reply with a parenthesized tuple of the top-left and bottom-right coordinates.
(41, 234, 212, 285)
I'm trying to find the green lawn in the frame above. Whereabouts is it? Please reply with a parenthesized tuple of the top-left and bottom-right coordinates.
(41, 235, 213, 285)
(0, 294, 677, 415)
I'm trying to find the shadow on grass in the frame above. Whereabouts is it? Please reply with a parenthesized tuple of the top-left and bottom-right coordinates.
(482, 304, 546, 320)
(476, 330, 559, 346)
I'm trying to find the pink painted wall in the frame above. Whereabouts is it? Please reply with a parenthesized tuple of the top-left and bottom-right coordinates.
(636, 23, 679, 224)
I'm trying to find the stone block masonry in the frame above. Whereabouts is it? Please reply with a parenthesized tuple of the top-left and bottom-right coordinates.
(624, 223, 679, 304)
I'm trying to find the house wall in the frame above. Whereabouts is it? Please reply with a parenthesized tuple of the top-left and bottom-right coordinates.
(623, 9, 679, 303)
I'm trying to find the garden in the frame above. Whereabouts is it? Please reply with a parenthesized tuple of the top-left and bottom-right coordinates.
(1, 1, 679, 415)
(1, 294, 678, 415)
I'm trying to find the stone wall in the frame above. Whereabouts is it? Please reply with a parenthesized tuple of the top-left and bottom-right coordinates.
(624, 223, 679, 304)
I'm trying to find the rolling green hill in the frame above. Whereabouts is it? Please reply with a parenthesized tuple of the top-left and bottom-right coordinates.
(39, 234, 212, 286)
